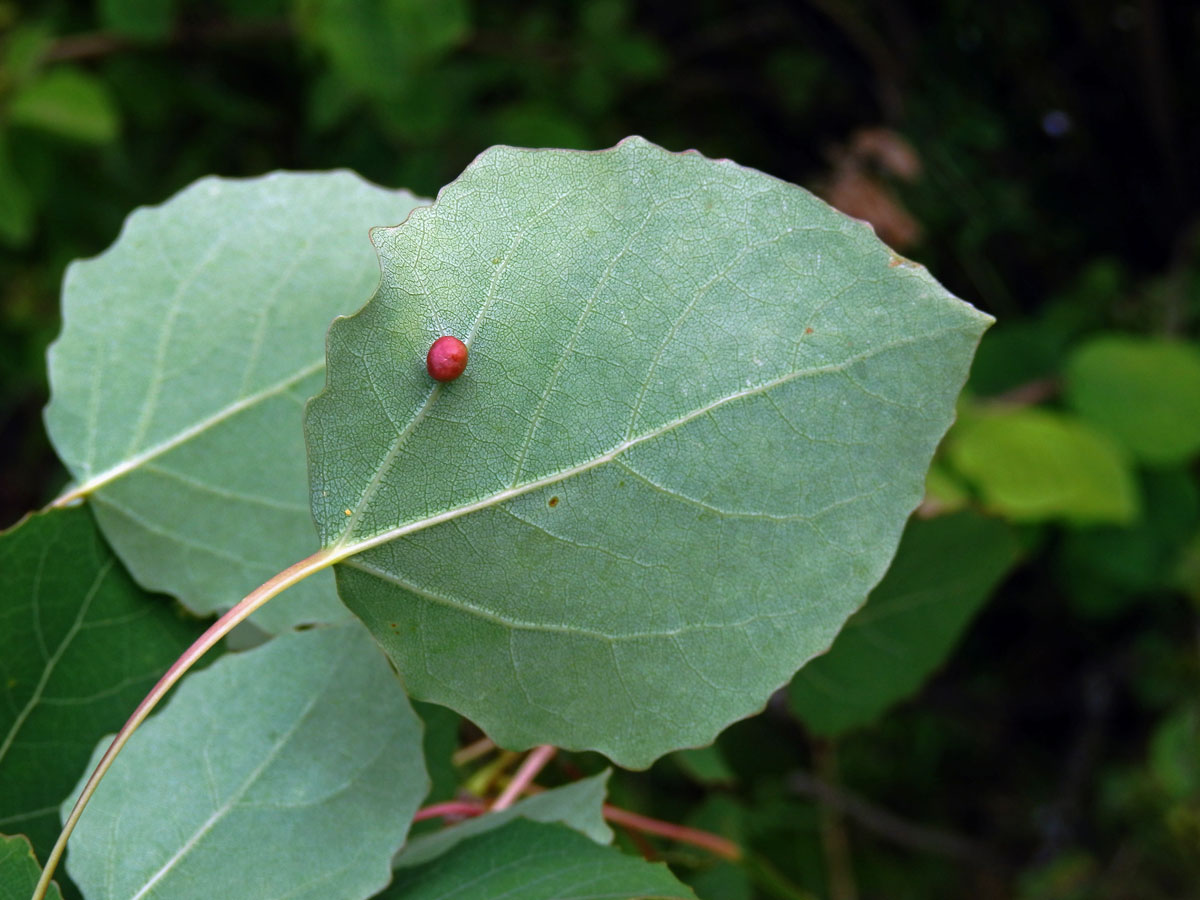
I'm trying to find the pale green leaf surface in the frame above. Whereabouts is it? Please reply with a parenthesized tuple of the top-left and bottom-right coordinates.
(45, 171, 425, 630)
(948, 407, 1139, 524)
(1065, 335, 1200, 466)
(396, 771, 612, 869)
(306, 137, 992, 766)
(0, 507, 199, 863)
(383, 819, 697, 900)
(63, 624, 427, 900)
(0, 834, 63, 900)
(788, 512, 1019, 736)
(9, 68, 119, 143)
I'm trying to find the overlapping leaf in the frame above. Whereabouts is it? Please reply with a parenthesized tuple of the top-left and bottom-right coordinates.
(0, 507, 199, 862)
(306, 137, 992, 765)
(0, 834, 63, 900)
(63, 624, 427, 900)
(382, 819, 696, 900)
(396, 771, 612, 869)
(45, 171, 425, 630)
(789, 512, 1019, 736)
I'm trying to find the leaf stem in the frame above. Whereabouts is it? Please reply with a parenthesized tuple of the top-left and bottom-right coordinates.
(491, 745, 556, 811)
(411, 800, 487, 823)
(29, 547, 337, 900)
(602, 804, 742, 861)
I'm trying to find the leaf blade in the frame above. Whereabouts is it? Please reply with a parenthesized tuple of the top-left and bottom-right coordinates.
(0, 508, 200, 864)
(382, 819, 697, 900)
(307, 138, 992, 765)
(45, 171, 426, 629)
(62, 624, 428, 900)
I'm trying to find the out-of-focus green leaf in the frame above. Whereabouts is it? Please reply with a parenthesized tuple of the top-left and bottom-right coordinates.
(306, 137, 992, 767)
(0, 25, 54, 84)
(64, 624, 428, 900)
(1065, 335, 1200, 466)
(789, 512, 1018, 736)
(0, 133, 33, 246)
(298, 0, 469, 97)
(44, 172, 425, 631)
(674, 745, 736, 785)
(413, 700, 461, 804)
(395, 771, 612, 869)
(922, 462, 970, 515)
(8, 68, 120, 144)
(1059, 467, 1199, 616)
(947, 406, 1138, 524)
(1150, 705, 1200, 801)
(383, 819, 697, 900)
(0, 834, 63, 900)
(0, 507, 199, 863)
(99, 0, 176, 40)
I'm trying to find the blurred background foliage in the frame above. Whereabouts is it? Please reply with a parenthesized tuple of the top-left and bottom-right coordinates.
(1, 1, 1198, 898)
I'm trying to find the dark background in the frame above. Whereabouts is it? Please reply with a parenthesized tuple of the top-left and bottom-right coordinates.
(2, 2, 1198, 898)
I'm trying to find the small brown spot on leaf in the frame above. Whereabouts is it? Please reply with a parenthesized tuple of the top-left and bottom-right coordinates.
(548, 496, 559, 508)
(805, 327, 814, 334)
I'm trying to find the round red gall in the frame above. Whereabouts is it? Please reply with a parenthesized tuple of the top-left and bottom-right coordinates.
(426, 335, 469, 382)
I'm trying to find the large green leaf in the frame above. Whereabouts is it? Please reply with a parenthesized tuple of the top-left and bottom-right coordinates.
(0, 507, 199, 863)
(788, 512, 1019, 736)
(382, 819, 697, 900)
(305, 137, 992, 766)
(63, 624, 427, 900)
(45, 171, 425, 630)
(396, 771, 612, 869)
(1065, 335, 1200, 466)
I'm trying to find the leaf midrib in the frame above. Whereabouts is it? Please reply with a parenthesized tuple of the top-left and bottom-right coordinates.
(330, 325, 959, 562)
(55, 358, 325, 505)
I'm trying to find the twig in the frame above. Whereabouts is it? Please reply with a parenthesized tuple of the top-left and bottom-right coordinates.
(43, 19, 291, 63)
(813, 741, 858, 900)
(491, 745, 556, 811)
(787, 770, 1009, 870)
(451, 736, 495, 766)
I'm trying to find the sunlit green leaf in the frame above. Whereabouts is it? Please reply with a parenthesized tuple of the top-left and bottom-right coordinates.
(383, 819, 697, 900)
(9, 68, 119, 144)
(45, 172, 425, 630)
(306, 137, 991, 765)
(0, 507, 199, 863)
(1066, 335, 1200, 466)
(947, 406, 1138, 524)
(789, 512, 1019, 736)
(63, 624, 427, 900)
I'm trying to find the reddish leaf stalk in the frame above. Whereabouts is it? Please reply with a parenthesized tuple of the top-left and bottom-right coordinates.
(602, 804, 742, 861)
(491, 744, 557, 810)
(412, 801, 487, 823)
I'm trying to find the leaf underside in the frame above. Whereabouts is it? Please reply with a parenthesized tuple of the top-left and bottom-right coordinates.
(63, 624, 428, 900)
(306, 136, 993, 766)
(45, 171, 426, 631)
(381, 819, 697, 900)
